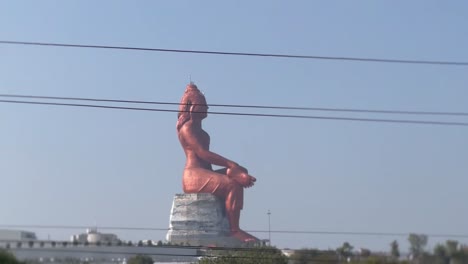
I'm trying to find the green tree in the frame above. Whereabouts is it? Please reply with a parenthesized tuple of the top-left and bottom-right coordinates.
(390, 240, 400, 260)
(290, 248, 319, 264)
(290, 249, 339, 264)
(198, 246, 287, 264)
(128, 254, 154, 264)
(408, 233, 428, 258)
(349, 255, 402, 264)
(337, 242, 354, 260)
(0, 249, 22, 264)
(443, 240, 467, 264)
(445, 240, 458, 257)
(359, 248, 371, 258)
(433, 244, 448, 264)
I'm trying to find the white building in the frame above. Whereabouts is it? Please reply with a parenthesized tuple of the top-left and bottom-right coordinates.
(1, 228, 201, 263)
(0, 229, 37, 241)
(70, 228, 120, 244)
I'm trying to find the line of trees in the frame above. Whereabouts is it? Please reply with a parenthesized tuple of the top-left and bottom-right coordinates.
(289, 234, 468, 264)
(3, 234, 468, 264)
(198, 246, 288, 264)
(196, 234, 468, 264)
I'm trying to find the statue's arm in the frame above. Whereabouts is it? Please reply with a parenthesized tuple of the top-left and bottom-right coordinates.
(180, 126, 238, 169)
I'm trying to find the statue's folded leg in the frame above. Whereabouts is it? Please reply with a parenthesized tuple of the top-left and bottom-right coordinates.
(183, 168, 257, 242)
(216, 181, 243, 231)
(183, 168, 244, 214)
(214, 181, 257, 242)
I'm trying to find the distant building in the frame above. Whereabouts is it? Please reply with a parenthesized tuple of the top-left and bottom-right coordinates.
(281, 249, 295, 257)
(0, 228, 201, 263)
(70, 228, 120, 244)
(0, 229, 37, 241)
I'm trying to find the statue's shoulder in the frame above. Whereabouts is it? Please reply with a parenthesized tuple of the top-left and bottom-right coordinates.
(179, 121, 192, 132)
(179, 122, 198, 137)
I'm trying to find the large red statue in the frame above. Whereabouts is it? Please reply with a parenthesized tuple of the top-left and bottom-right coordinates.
(176, 83, 258, 243)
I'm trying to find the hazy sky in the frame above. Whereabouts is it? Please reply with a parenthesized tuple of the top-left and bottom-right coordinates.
(1, 0, 467, 252)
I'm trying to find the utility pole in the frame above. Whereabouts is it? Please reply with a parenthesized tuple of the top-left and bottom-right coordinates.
(267, 209, 271, 245)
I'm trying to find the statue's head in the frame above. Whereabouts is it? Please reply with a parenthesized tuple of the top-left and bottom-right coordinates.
(177, 82, 208, 130)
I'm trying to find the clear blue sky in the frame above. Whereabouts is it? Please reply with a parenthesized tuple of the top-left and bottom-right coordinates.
(1, 0, 467, 252)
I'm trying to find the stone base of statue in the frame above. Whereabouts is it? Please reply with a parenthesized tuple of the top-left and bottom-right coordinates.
(166, 193, 243, 247)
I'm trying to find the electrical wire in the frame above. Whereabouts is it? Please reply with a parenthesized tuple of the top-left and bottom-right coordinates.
(2, 226, 464, 262)
(1, 247, 380, 263)
(1, 93, 467, 117)
(1, 40, 468, 66)
(1, 99, 467, 127)
(1, 224, 467, 239)
(2, 241, 286, 256)
(1, 238, 337, 264)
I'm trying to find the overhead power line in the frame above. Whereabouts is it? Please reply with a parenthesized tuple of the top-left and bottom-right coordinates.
(9, 247, 199, 258)
(1, 40, 468, 66)
(0, 238, 350, 264)
(1, 93, 467, 117)
(1, 99, 468, 127)
(1, 224, 468, 239)
(2, 240, 315, 261)
(0, 240, 382, 264)
(10, 248, 337, 263)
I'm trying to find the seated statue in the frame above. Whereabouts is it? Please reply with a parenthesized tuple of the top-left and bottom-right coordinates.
(176, 83, 258, 243)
